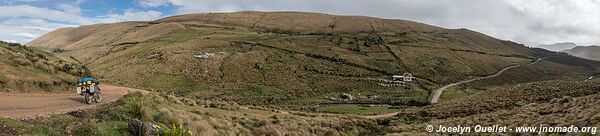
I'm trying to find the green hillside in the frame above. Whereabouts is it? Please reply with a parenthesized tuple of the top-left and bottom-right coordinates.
(9, 11, 600, 136)
(0, 41, 83, 93)
(26, 11, 597, 107)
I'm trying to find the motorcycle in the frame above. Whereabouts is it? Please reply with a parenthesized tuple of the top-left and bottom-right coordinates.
(76, 81, 102, 104)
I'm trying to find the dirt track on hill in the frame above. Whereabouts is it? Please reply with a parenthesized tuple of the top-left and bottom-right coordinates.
(362, 65, 520, 119)
(427, 65, 521, 104)
(0, 85, 145, 119)
(366, 58, 542, 119)
(428, 58, 542, 104)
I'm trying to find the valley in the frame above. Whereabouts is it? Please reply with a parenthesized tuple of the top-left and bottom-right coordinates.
(1, 11, 599, 135)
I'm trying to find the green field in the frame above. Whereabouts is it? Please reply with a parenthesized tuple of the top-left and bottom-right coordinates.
(439, 86, 481, 102)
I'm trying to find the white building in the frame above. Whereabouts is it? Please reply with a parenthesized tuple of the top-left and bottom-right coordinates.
(392, 73, 414, 82)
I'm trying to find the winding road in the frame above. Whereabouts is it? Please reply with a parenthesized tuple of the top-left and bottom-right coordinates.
(427, 65, 520, 104)
(0, 85, 145, 119)
(366, 58, 542, 119)
(429, 58, 541, 104)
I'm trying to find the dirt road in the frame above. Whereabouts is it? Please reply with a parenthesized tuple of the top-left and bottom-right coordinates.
(364, 112, 401, 119)
(0, 85, 143, 119)
(362, 65, 522, 119)
(366, 58, 542, 119)
(428, 58, 542, 104)
(427, 65, 520, 104)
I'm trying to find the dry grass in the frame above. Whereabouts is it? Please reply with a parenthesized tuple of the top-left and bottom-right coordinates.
(467, 60, 593, 88)
(388, 87, 600, 135)
(102, 92, 386, 135)
(0, 43, 82, 93)
(24, 11, 598, 107)
(394, 80, 600, 123)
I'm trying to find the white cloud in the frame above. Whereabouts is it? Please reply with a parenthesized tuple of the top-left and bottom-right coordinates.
(138, 0, 168, 7)
(94, 9, 162, 23)
(0, 18, 77, 43)
(13, 0, 39, 2)
(74, 0, 85, 5)
(0, 5, 92, 24)
(0, 4, 163, 44)
(56, 3, 81, 14)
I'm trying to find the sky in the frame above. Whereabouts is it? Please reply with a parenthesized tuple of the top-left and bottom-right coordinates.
(1, 0, 599, 47)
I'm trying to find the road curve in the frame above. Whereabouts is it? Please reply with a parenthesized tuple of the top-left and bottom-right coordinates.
(428, 58, 541, 104)
(366, 58, 542, 119)
(0, 85, 145, 119)
(362, 66, 521, 119)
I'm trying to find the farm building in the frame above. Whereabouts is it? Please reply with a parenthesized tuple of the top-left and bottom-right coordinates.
(392, 73, 414, 82)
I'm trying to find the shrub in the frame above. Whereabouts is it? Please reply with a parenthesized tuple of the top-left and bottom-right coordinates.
(12, 57, 32, 66)
(34, 60, 55, 73)
(159, 124, 193, 136)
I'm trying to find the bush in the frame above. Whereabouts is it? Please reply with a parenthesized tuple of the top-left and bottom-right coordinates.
(12, 57, 32, 66)
(159, 124, 193, 136)
(34, 60, 55, 73)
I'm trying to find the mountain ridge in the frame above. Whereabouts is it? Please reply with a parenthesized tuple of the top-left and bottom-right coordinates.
(536, 42, 578, 52)
(565, 45, 600, 61)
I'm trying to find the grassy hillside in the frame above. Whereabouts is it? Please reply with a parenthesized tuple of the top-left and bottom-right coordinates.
(2, 80, 599, 135)
(566, 46, 600, 61)
(26, 11, 596, 108)
(400, 80, 600, 121)
(0, 41, 83, 93)
(12, 11, 600, 136)
(0, 92, 385, 135)
(388, 80, 600, 135)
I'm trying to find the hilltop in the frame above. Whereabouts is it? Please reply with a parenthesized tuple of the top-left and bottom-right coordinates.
(26, 11, 597, 108)
(536, 42, 578, 52)
(565, 46, 600, 61)
(536, 42, 600, 62)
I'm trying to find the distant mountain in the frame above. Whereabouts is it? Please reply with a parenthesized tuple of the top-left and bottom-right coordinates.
(537, 42, 578, 52)
(565, 45, 600, 61)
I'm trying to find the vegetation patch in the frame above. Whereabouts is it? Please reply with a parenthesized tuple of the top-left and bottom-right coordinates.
(316, 104, 399, 115)
(439, 86, 481, 102)
(143, 74, 210, 96)
(0, 42, 83, 93)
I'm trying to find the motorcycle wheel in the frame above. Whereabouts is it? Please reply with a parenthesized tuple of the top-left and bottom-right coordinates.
(84, 93, 93, 104)
(94, 92, 102, 103)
